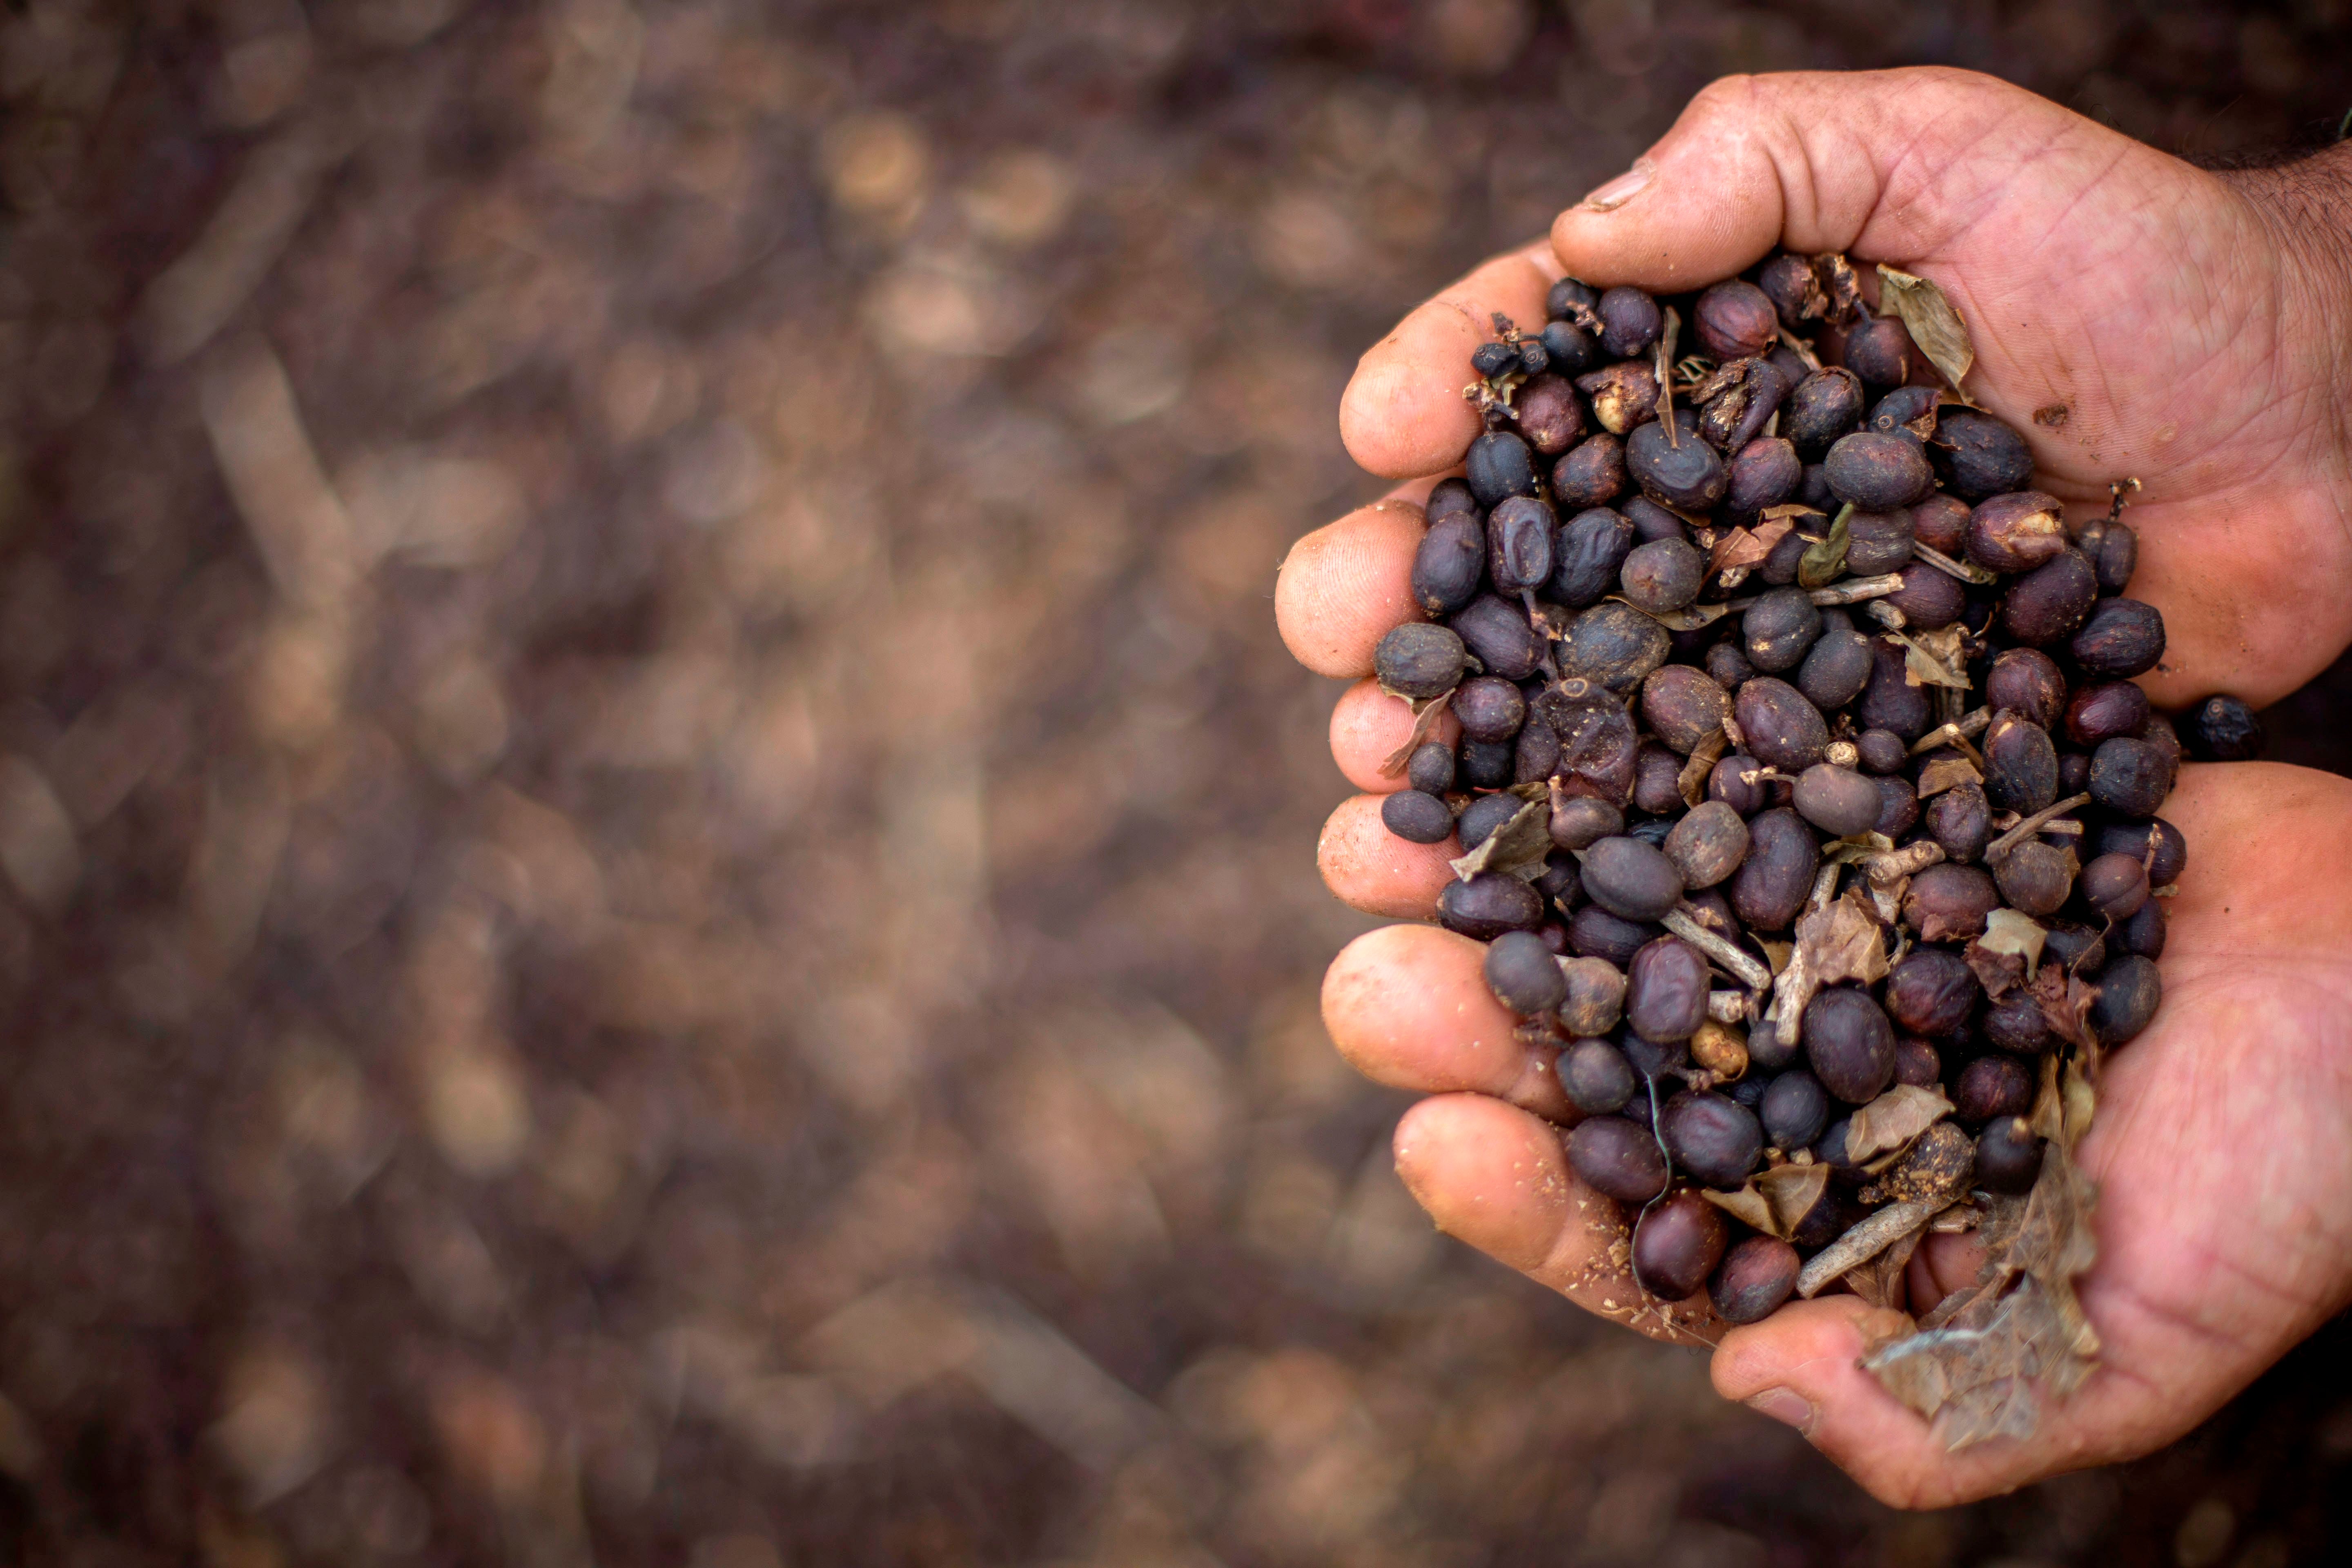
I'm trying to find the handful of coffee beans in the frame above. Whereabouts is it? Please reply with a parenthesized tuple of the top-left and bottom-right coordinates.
(1369, 254, 2236, 1332)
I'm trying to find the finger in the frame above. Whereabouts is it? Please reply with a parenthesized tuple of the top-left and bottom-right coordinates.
(1316, 793, 1455, 918)
(1551, 68, 2118, 289)
(1274, 493, 1430, 679)
(1329, 678, 1460, 794)
(1904, 1231, 1986, 1316)
(1321, 922, 1573, 1120)
(2129, 503, 2347, 710)
(1394, 1093, 1720, 1346)
(1339, 243, 1560, 479)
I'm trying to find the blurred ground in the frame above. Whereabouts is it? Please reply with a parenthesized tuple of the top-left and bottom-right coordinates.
(2, 1, 2352, 1564)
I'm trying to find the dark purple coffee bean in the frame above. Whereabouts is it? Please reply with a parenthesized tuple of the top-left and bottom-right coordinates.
(1639, 665, 1732, 755)
(1550, 506, 1635, 606)
(1855, 638, 1932, 739)
(1793, 626, 1871, 718)
(1983, 711, 2059, 815)
(1993, 840, 2075, 917)
(1406, 742, 1455, 795)
(1569, 904, 1662, 968)
(1486, 929, 1570, 1017)
(1620, 496, 1686, 543)
(1868, 384, 1942, 439)
(2043, 921, 2109, 974)
(1515, 374, 1586, 455)
(1456, 791, 1526, 854)
(1711, 1235, 1800, 1325)
(2094, 521, 2138, 593)
(1466, 429, 1540, 508)
(1785, 366, 1864, 457)
(1515, 719, 1561, 784)
(1925, 782, 1991, 863)
(1517, 338, 1552, 376)
(1453, 675, 1526, 744)
(1965, 490, 2069, 573)
(1557, 601, 1672, 692)
(1841, 316, 1914, 390)
(1976, 1117, 2042, 1194)
(1542, 688, 1641, 803)
(1486, 495, 1558, 594)
(1905, 494, 1967, 557)
(1580, 836, 1685, 923)
(1884, 559, 1966, 628)
(1577, 361, 1662, 437)
(1552, 435, 1627, 511)
(1760, 1070, 1831, 1150)
(1664, 800, 1749, 889)
(1895, 1036, 1942, 1086)
(1729, 808, 1818, 932)
(1626, 412, 1728, 514)
(1884, 947, 1980, 1037)
(2091, 954, 2162, 1044)
(2089, 736, 2169, 817)
(1449, 593, 1545, 681)
(1560, 956, 1627, 1037)
(1380, 789, 1455, 845)
(1929, 409, 2034, 499)
(1742, 586, 1823, 674)
(1620, 1030, 1690, 1082)
(2183, 694, 2265, 761)
(2071, 597, 2167, 677)
(1374, 622, 1470, 699)
(1569, 1115, 1669, 1203)
(1550, 795, 1624, 851)
(1539, 919, 1571, 956)
(2116, 895, 2166, 959)
(1758, 519, 1813, 585)
(1695, 279, 1780, 361)
(1724, 437, 1801, 523)
(1873, 774, 1921, 836)
(1825, 430, 1936, 511)
(2090, 817, 2185, 886)
(1438, 872, 1545, 940)
(1986, 648, 2067, 730)
(2001, 549, 2099, 646)
(1425, 478, 1477, 520)
(1804, 987, 1897, 1103)
(1734, 677, 1830, 772)
(1955, 1055, 2035, 1127)
(2058, 751, 2093, 795)
(1793, 764, 1882, 837)
(1662, 1089, 1764, 1189)
(1562, 1039, 1636, 1113)
(2079, 851, 2151, 920)
(1597, 285, 1663, 358)
(1534, 849, 1580, 909)
(1619, 533, 1708, 613)
(1548, 276, 1598, 320)
(1412, 510, 1486, 617)
(1983, 991, 2054, 1055)
(1902, 862, 2001, 941)
(1707, 753, 1769, 817)
(1471, 341, 1517, 377)
(1459, 739, 1513, 791)
(1756, 252, 1816, 330)
(1843, 508, 1915, 575)
(1857, 728, 1908, 775)
(1539, 317, 1601, 376)
(1631, 743, 1684, 816)
(2064, 681, 2151, 748)
(1633, 1189, 1728, 1299)
(1626, 936, 1710, 1042)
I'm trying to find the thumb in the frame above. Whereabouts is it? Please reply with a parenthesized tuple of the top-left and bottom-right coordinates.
(1550, 67, 2141, 289)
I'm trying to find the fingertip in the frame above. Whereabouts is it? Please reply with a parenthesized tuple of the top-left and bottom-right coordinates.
(1392, 1093, 1575, 1274)
(1316, 793, 1456, 918)
(1274, 501, 1428, 679)
(1321, 921, 1521, 1092)
(1329, 678, 1460, 793)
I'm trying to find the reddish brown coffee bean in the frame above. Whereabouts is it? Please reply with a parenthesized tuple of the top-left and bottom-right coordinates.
(1986, 648, 2068, 729)
(1711, 1235, 1800, 1325)
(1632, 1189, 1728, 1299)
(1664, 800, 1750, 889)
(1965, 490, 2069, 573)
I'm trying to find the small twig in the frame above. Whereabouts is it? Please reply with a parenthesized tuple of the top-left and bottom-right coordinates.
(1808, 573, 1904, 606)
(1795, 1196, 1957, 1297)
(1909, 708, 1992, 755)
(1865, 599, 1909, 630)
(1655, 307, 1682, 446)
(1663, 907, 1774, 991)
(1912, 541, 1996, 585)
(2107, 476, 2142, 524)
(1982, 793, 2093, 862)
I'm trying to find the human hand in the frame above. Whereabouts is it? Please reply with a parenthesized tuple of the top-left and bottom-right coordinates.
(1276, 67, 2352, 1507)
(1334, 67, 2352, 708)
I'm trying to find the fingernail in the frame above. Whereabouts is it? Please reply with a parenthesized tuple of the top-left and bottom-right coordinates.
(1579, 157, 1655, 213)
(1746, 1387, 1816, 1436)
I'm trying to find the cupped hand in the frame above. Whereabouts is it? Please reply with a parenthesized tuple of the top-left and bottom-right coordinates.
(1334, 66, 2352, 708)
(1276, 66, 2352, 1507)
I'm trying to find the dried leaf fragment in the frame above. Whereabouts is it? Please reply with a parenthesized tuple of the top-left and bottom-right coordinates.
(1915, 753, 1983, 799)
(1377, 689, 1456, 776)
(1448, 796, 1551, 882)
(1845, 1084, 1955, 1165)
(1876, 265, 1977, 397)
(1711, 519, 1795, 575)
(1797, 504, 1854, 589)
(1702, 1161, 1829, 1241)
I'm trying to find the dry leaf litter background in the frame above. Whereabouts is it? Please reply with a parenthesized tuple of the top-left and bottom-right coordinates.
(4, 0, 2352, 1563)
